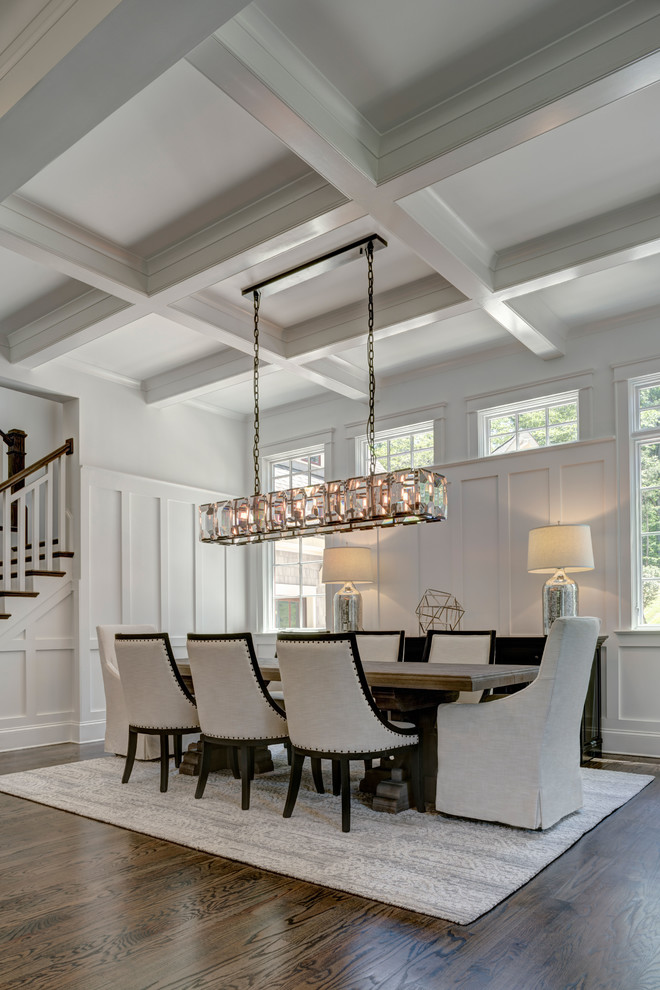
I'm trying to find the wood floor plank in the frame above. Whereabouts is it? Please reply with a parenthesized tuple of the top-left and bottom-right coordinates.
(0, 744, 658, 989)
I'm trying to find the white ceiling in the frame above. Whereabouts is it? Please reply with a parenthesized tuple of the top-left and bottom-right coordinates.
(1, 0, 660, 415)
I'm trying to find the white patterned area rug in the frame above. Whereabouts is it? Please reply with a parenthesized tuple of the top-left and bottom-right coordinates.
(0, 750, 652, 924)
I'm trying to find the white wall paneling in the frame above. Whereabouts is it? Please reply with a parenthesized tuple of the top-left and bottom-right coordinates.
(78, 465, 243, 745)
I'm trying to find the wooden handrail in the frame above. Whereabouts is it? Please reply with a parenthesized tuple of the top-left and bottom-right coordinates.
(0, 438, 73, 494)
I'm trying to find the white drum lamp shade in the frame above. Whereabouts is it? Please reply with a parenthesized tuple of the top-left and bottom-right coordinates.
(528, 524, 594, 633)
(322, 547, 373, 632)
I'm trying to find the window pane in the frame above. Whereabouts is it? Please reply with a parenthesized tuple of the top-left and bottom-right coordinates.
(518, 409, 545, 429)
(413, 449, 432, 468)
(528, 429, 547, 447)
(548, 423, 578, 444)
(390, 453, 412, 470)
(640, 443, 660, 487)
(490, 416, 515, 435)
(389, 436, 411, 455)
(639, 386, 660, 409)
(413, 431, 434, 449)
(549, 402, 577, 424)
(640, 409, 660, 431)
(373, 441, 387, 458)
(642, 581, 660, 624)
(490, 433, 514, 454)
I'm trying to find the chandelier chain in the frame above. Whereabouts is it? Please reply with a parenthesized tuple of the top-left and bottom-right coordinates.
(252, 290, 260, 496)
(367, 239, 376, 477)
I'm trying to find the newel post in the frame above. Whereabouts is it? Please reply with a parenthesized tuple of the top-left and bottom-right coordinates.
(1, 428, 27, 529)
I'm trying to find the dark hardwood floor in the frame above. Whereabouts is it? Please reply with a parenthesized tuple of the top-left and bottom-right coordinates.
(1, 745, 659, 990)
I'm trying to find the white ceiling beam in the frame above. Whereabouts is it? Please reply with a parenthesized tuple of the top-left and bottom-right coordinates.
(143, 351, 264, 407)
(0, 0, 252, 202)
(187, 33, 565, 359)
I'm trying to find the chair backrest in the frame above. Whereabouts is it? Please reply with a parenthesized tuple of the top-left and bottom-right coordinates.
(353, 630, 404, 663)
(115, 633, 199, 730)
(422, 629, 496, 703)
(527, 616, 600, 747)
(186, 633, 287, 740)
(97, 623, 157, 680)
(276, 633, 413, 754)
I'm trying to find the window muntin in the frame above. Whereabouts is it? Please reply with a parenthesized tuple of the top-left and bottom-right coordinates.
(266, 450, 326, 631)
(360, 424, 434, 473)
(635, 383, 660, 432)
(482, 393, 579, 456)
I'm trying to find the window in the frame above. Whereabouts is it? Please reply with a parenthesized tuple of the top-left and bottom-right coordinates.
(358, 423, 434, 473)
(267, 450, 326, 631)
(632, 378, 660, 625)
(481, 392, 579, 456)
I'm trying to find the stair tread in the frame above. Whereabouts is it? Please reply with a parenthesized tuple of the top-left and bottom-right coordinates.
(25, 570, 67, 577)
(0, 591, 39, 598)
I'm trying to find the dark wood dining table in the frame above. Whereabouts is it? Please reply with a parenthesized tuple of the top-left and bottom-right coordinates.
(177, 659, 539, 806)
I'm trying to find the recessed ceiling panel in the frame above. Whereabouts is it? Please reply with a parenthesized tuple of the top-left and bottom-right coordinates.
(252, 0, 625, 131)
(432, 82, 660, 251)
(0, 247, 85, 330)
(535, 255, 660, 328)
(206, 230, 440, 328)
(17, 59, 310, 255)
(61, 315, 226, 381)
(199, 368, 326, 415)
(340, 310, 515, 377)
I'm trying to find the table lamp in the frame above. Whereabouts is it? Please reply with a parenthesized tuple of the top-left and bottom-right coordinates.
(321, 546, 373, 632)
(528, 523, 594, 634)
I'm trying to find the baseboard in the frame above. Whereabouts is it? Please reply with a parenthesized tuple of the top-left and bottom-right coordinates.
(601, 728, 660, 758)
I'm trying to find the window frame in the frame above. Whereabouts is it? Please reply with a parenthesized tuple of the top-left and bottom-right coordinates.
(478, 390, 580, 458)
(262, 442, 327, 633)
(630, 374, 660, 626)
(356, 420, 435, 474)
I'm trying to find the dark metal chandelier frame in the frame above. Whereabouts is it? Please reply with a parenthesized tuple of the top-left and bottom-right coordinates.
(199, 235, 447, 546)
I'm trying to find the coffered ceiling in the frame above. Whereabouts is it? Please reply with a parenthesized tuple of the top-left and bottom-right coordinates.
(1, 0, 660, 415)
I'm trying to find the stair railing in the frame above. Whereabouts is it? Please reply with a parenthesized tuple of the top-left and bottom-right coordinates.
(0, 439, 74, 593)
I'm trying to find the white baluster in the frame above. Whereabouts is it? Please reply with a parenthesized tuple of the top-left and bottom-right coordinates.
(1, 487, 10, 594)
(59, 451, 67, 553)
(45, 461, 54, 569)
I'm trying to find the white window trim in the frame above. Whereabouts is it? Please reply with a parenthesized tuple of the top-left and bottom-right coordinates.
(345, 403, 446, 473)
(628, 371, 660, 627)
(466, 371, 593, 459)
(478, 389, 580, 459)
(354, 419, 435, 474)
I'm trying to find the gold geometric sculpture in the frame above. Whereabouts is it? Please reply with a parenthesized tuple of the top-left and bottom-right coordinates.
(415, 589, 465, 634)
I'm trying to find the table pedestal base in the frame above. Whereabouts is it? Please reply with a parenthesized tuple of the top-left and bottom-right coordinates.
(178, 741, 275, 777)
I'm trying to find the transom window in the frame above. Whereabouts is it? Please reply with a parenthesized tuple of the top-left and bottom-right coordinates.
(359, 423, 434, 473)
(266, 450, 326, 631)
(481, 392, 579, 457)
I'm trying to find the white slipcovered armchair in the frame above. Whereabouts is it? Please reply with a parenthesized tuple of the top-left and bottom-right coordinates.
(435, 616, 600, 830)
(97, 623, 161, 759)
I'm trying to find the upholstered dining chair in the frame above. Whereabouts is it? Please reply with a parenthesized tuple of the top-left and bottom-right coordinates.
(435, 616, 600, 830)
(114, 632, 199, 792)
(353, 630, 405, 663)
(422, 629, 496, 702)
(277, 633, 424, 832)
(186, 633, 288, 810)
(96, 623, 161, 759)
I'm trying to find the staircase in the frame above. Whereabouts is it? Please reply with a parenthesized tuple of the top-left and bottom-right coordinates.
(0, 439, 74, 633)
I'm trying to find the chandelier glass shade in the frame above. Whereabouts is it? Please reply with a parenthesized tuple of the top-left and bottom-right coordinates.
(199, 235, 447, 546)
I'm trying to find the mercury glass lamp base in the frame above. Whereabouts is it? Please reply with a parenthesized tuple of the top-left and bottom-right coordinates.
(543, 569, 578, 635)
(333, 583, 363, 632)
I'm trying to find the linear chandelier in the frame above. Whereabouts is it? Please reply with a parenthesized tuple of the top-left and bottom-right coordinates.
(199, 235, 447, 546)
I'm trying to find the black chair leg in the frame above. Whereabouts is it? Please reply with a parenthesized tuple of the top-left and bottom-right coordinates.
(285, 740, 292, 765)
(340, 759, 351, 833)
(283, 752, 305, 819)
(331, 759, 341, 796)
(159, 733, 170, 792)
(174, 735, 182, 767)
(311, 757, 325, 794)
(122, 729, 138, 784)
(229, 746, 240, 779)
(195, 739, 212, 799)
(364, 758, 373, 772)
(239, 745, 251, 810)
(248, 746, 255, 781)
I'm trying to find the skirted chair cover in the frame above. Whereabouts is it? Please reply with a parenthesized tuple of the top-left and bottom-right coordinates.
(277, 633, 423, 832)
(115, 633, 199, 792)
(97, 623, 160, 759)
(186, 633, 288, 809)
(422, 629, 496, 703)
(435, 616, 601, 830)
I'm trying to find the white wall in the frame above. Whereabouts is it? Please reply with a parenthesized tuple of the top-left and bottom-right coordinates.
(0, 357, 250, 750)
(255, 314, 660, 757)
